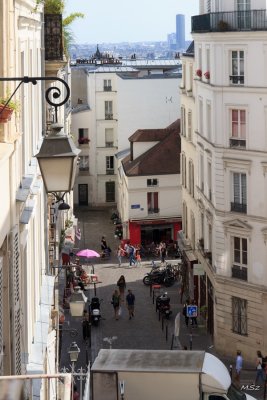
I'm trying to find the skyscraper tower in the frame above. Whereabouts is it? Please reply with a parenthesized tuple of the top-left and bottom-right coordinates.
(176, 14, 185, 50)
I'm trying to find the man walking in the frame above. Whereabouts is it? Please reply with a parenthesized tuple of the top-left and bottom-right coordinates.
(235, 350, 243, 388)
(126, 289, 135, 320)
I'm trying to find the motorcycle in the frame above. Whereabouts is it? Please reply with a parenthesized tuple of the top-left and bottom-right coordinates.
(156, 293, 172, 319)
(89, 297, 102, 326)
(143, 265, 175, 287)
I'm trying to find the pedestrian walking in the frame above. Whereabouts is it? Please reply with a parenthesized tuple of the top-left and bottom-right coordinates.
(128, 244, 136, 266)
(117, 244, 124, 267)
(135, 247, 141, 266)
(82, 313, 90, 341)
(117, 275, 126, 301)
(234, 350, 243, 388)
(111, 289, 121, 320)
(191, 300, 198, 327)
(126, 289, 135, 320)
(73, 384, 79, 400)
(182, 300, 189, 327)
(255, 350, 265, 384)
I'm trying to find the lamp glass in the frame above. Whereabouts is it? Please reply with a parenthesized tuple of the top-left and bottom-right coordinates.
(69, 301, 85, 317)
(68, 342, 80, 363)
(37, 157, 74, 193)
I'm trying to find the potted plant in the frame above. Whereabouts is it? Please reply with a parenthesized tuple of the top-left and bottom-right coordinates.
(196, 69, 202, 78)
(0, 94, 20, 123)
(78, 137, 90, 145)
(204, 71, 210, 80)
(217, 20, 229, 31)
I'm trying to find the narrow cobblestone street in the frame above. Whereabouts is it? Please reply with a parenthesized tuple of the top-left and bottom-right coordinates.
(58, 207, 263, 400)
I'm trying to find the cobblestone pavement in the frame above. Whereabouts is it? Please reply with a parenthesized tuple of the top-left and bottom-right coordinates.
(59, 206, 264, 400)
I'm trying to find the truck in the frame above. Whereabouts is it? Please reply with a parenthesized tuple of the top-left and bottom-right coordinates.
(91, 349, 257, 400)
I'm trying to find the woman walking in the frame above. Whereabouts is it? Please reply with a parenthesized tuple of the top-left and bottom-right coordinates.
(255, 350, 265, 384)
(117, 244, 124, 267)
(117, 275, 126, 301)
(111, 289, 121, 320)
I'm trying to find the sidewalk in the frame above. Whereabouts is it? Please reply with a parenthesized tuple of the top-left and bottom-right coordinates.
(59, 206, 263, 400)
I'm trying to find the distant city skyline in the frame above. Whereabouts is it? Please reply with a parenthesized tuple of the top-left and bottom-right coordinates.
(65, 0, 199, 44)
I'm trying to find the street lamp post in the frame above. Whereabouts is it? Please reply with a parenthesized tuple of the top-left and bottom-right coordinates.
(68, 342, 81, 397)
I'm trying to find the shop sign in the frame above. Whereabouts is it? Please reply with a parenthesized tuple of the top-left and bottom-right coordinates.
(131, 204, 140, 209)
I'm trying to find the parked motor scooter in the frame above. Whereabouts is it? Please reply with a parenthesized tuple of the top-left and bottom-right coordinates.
(89, 297, 102, 326)
(156, 293, 172, 319)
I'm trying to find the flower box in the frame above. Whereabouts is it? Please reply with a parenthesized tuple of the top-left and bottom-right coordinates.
(196, 69, 202, 78)
(78, 137, 90, 144)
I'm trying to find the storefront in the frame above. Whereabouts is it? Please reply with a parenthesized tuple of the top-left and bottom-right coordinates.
(128, 218, 182, 246)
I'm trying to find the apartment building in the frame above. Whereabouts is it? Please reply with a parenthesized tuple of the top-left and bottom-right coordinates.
(71, 55, 181, 206)
(180, 0, 267, 362)
(118, 120, 182, 244)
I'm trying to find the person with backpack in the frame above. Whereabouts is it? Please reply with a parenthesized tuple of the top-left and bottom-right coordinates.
(128, 244, 136, 266)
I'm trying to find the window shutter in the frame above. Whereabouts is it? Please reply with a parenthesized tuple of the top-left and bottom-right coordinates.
(154, 193, 158, 209)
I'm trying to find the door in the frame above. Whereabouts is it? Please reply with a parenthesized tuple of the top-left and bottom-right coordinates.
(237, 0, 251, 29)
(78, 184, 88, 205)
(105, 181, 115, 202)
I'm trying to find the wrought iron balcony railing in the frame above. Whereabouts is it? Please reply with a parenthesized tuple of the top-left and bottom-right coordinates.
(231, 202, 247, 213)
(232, 265, 248, 281)
(192, 10, 267, 33)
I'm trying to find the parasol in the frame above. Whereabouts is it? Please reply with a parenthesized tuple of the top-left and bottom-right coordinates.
(76, 249, 100, 258)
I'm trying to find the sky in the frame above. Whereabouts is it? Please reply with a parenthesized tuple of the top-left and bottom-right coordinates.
(64, 0, 199, 44)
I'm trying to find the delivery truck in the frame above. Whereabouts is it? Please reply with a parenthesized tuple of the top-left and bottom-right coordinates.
(91, 349, 257, 400)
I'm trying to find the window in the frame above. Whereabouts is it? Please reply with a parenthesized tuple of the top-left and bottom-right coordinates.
(104, 79, 112, 91)
(230, 109, 246, 147)
(106, 156, 114, 174)
(231, 172, 247, 213)
(147, 178, 158, 187)
(230, 51, 244, 84)
(188, 110, 192, 141)
(181, 106, 186, 136)
(181, 153, 186, 188)
(106, 181, 115, 202)
(183, 202, 188, 236)
(206, 102, 211, 141)
(105, 101, 113, 119)
(78, 128, 89, 142)
(79, 156, 89, 171)
(147, 192, 159, 214)
(188, 160, 194, 197)
(105, 128, 114, 147)
(232, 236, 248, 280)
(200, 153, 204, 191)
(199, 98, 203, 135)
(207, 162, 212, 201)
(232, 296, 247, 335)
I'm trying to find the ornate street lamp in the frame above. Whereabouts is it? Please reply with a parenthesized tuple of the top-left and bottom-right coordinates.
(0, 76, 80, 204)
(35, 123, 80, 195)
(68, 342, 80, 364)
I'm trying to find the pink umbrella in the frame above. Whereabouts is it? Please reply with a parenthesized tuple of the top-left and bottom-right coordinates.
(76, 249, 100, 258)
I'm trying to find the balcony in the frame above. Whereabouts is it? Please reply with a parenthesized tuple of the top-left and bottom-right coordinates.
(229, 138, 246, 148)
(148, 208, 160, 214)
(104, 86, 112, 91)
(105, 113, 113, 120)
(192, 10, 267, 33)
(231, 202, 247, 213)
(229, 75, 244, 85)
(44, 14, 63, 61)
(232, 264, 248, 281)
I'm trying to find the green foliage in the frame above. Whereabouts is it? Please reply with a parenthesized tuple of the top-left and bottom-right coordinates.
(0, 92, 20, 112)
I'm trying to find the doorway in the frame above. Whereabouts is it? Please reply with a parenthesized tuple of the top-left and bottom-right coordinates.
(78, 184, 88, 206)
